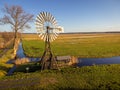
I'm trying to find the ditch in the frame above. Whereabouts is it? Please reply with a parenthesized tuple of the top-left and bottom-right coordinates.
(7, 42, 120, 75)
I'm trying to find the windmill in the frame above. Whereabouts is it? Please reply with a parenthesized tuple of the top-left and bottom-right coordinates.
(35, 12, 64, 70)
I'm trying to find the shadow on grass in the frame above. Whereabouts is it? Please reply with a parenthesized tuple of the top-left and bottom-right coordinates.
(0, 65, 9, 71)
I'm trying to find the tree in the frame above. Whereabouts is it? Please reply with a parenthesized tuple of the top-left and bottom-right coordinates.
(0, 4, 34, 57)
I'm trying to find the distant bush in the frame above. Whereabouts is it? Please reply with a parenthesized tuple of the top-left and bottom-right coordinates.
(1, 32, 14, 43)
(0, 32, 21, 48)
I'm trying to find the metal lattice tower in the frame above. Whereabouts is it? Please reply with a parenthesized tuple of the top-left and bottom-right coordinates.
(35, 12, 64, 70)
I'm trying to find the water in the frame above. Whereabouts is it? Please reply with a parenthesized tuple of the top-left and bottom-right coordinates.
(16, 42, 26, 58)
(77, 57, 120, 67)
(7, 42, 40, 64)
(29, 58, 40, 62)
(7, 65, 17, 75)
(7, 42, 40, 75)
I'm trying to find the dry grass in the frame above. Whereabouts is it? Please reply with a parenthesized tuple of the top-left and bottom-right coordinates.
(14, 58, 29, 65)
(22, 33, 112, 39)
(0, 49, 14, 78)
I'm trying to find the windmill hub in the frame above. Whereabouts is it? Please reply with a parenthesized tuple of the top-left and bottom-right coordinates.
(46, 26, 52, 30)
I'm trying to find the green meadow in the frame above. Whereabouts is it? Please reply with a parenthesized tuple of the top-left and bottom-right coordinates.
(22, 33, 120, 58)
(0, 64, 120, 90)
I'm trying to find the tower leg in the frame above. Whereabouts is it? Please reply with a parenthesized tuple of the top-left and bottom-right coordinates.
(40, 50, 58, 70)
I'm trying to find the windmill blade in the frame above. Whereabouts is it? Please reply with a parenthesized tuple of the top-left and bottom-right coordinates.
(54, 33, 57, 39)
(41, 34, 45, 40)
(41, 12, 46, 22)
(50, 34, 55, 41)
(43, 33, 47, 41)
(45, 12, 49, 21)
(35, 21, 43, 27)
(35, 21, 40, 25)
(54, 32, 58, 37)
(36, 12, 63, 42)
(36, 26, 44, 31)
(52, 35, 56, 41)
(39, 33, 43, 37)
(49, 13, 52, 22)
(52, 19, 57, 25)
(51, 17, 56, 24)
(36, 15, 44, 24)
(36, 21, 43, 27)
(39, 13, 45, 23)
(50, 15, 54, 24)
(48, 12, 51, 22)
(36, 28, 43, 32)
(43, 12, 47, 21)
(36, 14, 44, 24)
(52, 34, 57, 40)
(50, 34, 55, 42)
(49, 15, 56, 25)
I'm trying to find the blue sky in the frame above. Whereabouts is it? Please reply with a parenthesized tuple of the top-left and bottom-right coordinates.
(0, 0, 120, 33)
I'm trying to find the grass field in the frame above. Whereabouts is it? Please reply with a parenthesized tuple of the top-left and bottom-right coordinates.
(22, 33, 120, 58)
(0, 33, 120, 89)
(0, 64, 120, 90)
